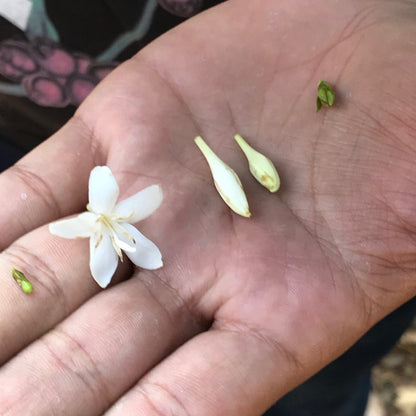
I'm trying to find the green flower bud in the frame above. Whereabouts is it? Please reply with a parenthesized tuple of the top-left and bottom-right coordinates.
(316, 80, 335, 111)
(12, 268, 33, 294)
(234, 134, 280, 193)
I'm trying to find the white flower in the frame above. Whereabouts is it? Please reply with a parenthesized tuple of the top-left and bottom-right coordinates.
(49, 166, 163, 288)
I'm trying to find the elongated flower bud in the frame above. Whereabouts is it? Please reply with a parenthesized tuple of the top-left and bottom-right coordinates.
(194, 136, 251, 218)
(234, 134, 280, 193)
(12, 268, 33, 294)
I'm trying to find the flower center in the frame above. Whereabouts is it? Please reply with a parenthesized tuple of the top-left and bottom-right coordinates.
(86, 204, 136, 260)
(96, 214, 136, 261)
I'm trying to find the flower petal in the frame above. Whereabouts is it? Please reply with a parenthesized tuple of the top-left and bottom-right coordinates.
(89, 231, 119, 288)
(117, 223, 162, 270)
(114, 185, 163, 223)
(88, 166, 119, 214)
(49, 212, 97, 238)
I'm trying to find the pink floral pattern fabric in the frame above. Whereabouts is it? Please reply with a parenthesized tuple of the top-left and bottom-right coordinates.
(0, 38, 117, 107)
(0, 0, 208, 108)
(158, 0, 203, 17)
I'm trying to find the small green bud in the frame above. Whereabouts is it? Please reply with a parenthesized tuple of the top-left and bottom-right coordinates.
(316, 80, 335, 111)
(12, 268, 33, 294)
(234, 134, 280, 193)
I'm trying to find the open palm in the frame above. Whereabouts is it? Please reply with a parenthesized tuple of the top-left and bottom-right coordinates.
(1, 0, 416, 414)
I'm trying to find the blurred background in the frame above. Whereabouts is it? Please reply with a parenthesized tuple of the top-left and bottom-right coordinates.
(366, 319, 416, 416)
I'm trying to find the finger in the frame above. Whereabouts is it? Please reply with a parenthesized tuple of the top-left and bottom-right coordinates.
(0, 118, 97, 249)
(0, 275, 205, 416)
(104, 327, 303, 416)
(0, 223, 129, 365)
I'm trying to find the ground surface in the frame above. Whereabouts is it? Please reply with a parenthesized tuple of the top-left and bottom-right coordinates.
(366, 319, 416, 416)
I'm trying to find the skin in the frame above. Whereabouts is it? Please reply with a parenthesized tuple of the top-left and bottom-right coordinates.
(0, 0, 416, 414)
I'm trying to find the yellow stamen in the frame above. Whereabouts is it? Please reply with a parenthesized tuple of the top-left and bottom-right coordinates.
(96, 214, 136, 261)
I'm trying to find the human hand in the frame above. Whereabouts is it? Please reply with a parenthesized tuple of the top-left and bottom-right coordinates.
(1, 0, 416, 414)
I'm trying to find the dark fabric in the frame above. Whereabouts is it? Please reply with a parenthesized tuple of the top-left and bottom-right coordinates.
(44, 0, 146, 56)
(264, 296, 416, 416)
(0, 137, 24, 170)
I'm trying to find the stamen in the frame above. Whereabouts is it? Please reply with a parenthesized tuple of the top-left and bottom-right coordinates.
(95, 233, 103, 249)
(113, 210, 135, 222)
(110, 234, 123, 261)
(115, 224, 135, 243)
(96, 214, 136, 261)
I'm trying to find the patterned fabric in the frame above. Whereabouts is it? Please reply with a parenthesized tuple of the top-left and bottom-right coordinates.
(158, 0, 203, 17)
(0, 0, 224, 150)
(0, 37, 117, 107)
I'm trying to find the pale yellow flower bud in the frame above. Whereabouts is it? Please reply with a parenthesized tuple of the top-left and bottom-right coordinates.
(234, 134, 280, 193)
(194, 136, 251, 218)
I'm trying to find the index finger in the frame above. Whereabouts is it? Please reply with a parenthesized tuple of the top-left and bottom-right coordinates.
(0, 118, 98, 249)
